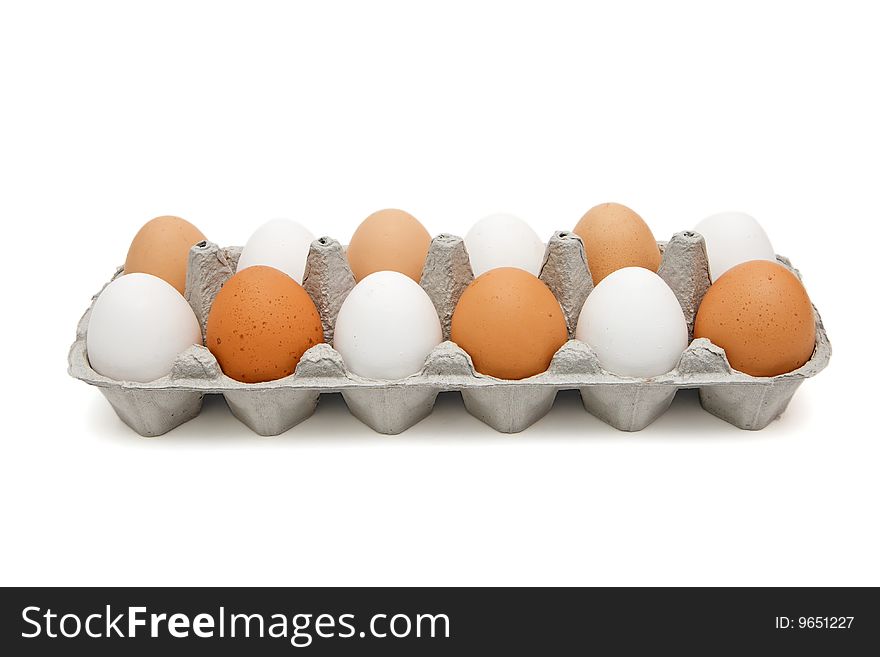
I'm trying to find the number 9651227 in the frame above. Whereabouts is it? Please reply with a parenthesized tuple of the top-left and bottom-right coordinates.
(798, 616, 854, 629)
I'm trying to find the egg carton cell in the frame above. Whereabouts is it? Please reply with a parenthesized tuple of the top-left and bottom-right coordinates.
(68, 231, 831, 436)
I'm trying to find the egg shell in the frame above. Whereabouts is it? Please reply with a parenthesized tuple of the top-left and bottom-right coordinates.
(451, 267, 568, 380)
(575, 267, 688, 378)
(87, 273, 202, 383)
(124, 215, 206, 295)
(573, 202, 661, 285)
(206, 265, 323, 383)
(334, 271, 443, 380)
(237, 218, 315, 284)
(694, 212, 776, 282)
(694, 260, 816, 377)
(464, 213, 545, 276)
(346, 208, 431, 282)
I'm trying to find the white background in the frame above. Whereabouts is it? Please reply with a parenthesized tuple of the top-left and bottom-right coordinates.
(1, 1, 877, 586)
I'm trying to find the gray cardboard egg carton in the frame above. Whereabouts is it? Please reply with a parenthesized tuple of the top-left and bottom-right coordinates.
(68, 231, 831, 437)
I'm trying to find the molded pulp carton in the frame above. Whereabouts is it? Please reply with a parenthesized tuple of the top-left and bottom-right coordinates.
(68, 231, 831, 436)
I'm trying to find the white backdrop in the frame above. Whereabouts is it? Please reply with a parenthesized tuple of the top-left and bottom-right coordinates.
(1, 0, 877, 586)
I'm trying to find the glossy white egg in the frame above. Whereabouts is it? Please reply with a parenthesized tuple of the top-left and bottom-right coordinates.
(575, 267, 688, 378)
(695, 212, 775, 282)
(237, 218, 315, 284)
(87, 273, 202, 382)
(334, 271, 442, 380)
(464, 213, 545, 276)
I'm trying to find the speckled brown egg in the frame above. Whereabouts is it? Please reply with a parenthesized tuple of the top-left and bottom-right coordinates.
(346, 209, 431, 282)
(451, 267, 568, 380)
(573, 202, 661, 285)
(124, 215, 206, 295)
(206, 266, 324, 383)
(694, 260, 816, 377)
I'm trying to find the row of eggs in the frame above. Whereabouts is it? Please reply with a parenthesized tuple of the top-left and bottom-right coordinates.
(86, 206, 816, 384)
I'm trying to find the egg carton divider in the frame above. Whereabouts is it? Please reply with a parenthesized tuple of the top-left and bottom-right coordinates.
(68, 231, 830, 436)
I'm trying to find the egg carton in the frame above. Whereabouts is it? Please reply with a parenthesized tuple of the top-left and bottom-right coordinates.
(67, 231, 831, 436)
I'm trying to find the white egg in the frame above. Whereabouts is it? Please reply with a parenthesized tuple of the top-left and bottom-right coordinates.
(87, 273, 202, 382)
(694, 212, 775, 282)
(464, 213, 545, 276)
(334, 271, 442, 380)
(575, 267, 688, 378)
(237, 218, 315, 284)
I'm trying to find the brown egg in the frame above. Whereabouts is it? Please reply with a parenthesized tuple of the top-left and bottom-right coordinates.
(347, 209, 431, 282)
(573, 202, 661, 285)
(694, 260, 816, 377)
(451, 267, 567, 380)
(124, 215, 206, 295)
(206, 266, 323, 383)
